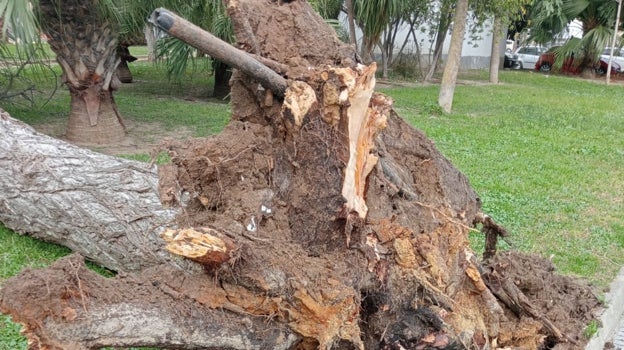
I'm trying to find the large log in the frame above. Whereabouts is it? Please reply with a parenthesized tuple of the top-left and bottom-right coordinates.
(0, 1, 599, 349)
(0, 111, 191, 273)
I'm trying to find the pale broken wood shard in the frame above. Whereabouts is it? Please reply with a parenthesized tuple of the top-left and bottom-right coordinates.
(341, 63, 390, 218)
(282, 80, 318, 130)
(161, 227, 238, 266)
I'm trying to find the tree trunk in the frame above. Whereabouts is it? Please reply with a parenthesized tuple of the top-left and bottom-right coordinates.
(345, 0, 357, 50)
(0, 1, 600, 349)
(0, 16, 6, 42)
(438, 0, 469, 113)
(212, 60, 231, 99)
(65, 89, 126, 144)
(423, 11, 451, 82)
(489, 17, 503, 84)
(39, 0, 126, 144)
(116, 44, 137, 84)
(0, 111, 185, 272)
(144, 24, 157, 62)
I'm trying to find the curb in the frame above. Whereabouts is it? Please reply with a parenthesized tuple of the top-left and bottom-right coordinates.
(586, 266, 624, 350)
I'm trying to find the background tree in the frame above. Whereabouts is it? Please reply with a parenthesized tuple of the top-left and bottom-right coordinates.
(438, 0, 469, 113)
(345, 0, 357, 49)
(471, 0, 532, 83)
(39, 0, 126, 144)
(529, 0, 619, 71)
(355, 0, 429, 78)
(2, 0, 126, 144)
(424, 0, 455, 81)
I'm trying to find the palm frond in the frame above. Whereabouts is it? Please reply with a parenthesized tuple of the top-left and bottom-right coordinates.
(1, 0, 41, 54)
(582, 24, 613, 57)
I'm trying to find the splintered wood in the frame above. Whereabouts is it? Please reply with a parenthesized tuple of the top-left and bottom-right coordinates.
(161, 227, 237, 266)
(280, 62, 391, 219)
(339, 63, 390, 218)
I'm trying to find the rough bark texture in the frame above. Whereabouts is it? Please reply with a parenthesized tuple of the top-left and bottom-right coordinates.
(489, 17, 502, 84)
(438, 0, 469, 113)
(0, 111, 187, 273)
(0, 1, 601, 349)
(40, 0, 126, 144)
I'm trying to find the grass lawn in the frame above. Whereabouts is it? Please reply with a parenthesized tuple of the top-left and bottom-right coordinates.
(1, 62, 624, 347)
(380, 71, 624, 285)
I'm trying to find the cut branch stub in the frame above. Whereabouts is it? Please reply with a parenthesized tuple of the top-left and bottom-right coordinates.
(161, 227, 237, 266)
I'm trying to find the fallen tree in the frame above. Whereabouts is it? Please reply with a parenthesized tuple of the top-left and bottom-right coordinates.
(0, 1, 600, 349)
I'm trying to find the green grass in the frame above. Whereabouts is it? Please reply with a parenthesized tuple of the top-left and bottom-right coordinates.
(128, 45, 150, 57)
(2, 65, 624, 347)
(380, 71, 624, 286)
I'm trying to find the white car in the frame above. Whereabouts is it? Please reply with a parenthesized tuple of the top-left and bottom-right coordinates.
(514, 46, 547, 70)
(600, 48, 624, 68)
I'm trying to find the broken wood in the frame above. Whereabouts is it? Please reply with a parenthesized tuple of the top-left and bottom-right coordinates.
(161, 227, 238, 266)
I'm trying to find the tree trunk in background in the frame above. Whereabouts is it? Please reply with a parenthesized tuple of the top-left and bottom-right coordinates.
(489, 17, 503, 84)
(346, 0, 357, 50)
(144, 24, 157, 62)
(0, 16, 5, 42)
(0, 1, 599, 349)
(39, 0, 126, 144)
(438, 0, 469, 113)
(424, 2, 453, 82)
(212, 60, 231, 99)
(116, 44, 137, 84)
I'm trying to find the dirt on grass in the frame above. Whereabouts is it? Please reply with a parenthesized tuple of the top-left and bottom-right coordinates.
(32, 117, 195, 156)
(6, 0, 603, 347)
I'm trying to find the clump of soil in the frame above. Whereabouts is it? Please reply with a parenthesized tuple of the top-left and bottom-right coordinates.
(487, 251, 601, 349)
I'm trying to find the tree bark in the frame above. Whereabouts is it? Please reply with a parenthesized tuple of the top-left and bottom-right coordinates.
(438, 0, 469, 113)
(39, 0, 126, 144)
(345, 0, 357, 50)
(0, 1, 597, 349)
(144, 24, 157, 62)
(0, 110, 186, 273)
(489, 16, 503, 84)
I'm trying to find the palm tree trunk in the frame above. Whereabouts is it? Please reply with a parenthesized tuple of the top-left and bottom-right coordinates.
(39, 0, 126, 144)
(438, 0, 469, 113)
(65, 88, 126, 144)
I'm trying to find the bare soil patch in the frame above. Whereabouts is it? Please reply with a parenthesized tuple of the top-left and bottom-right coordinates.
(32, 118, 194, 156)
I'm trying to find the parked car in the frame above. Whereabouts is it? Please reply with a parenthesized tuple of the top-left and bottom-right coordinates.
(535, 47, 621, 74)
(504, 51, 520, 69)
(514, 46, 546, 70)
(600, 48, 624, 69)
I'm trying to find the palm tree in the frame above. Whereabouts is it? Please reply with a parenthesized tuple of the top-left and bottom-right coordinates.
(2, 0, 126, 144)
(39, 0, 126, 144)
(529, 0, 618, 71)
